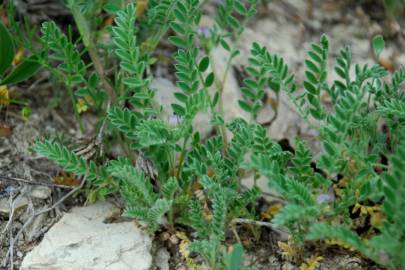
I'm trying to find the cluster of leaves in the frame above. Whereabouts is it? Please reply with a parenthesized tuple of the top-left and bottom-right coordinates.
(0, 19, 41, 110)
(27, 1, 405, 269)
(239, 42, 295, 119)
(38, 19, 108, 130)
(245, 34, 405, 269)
(180, 119, 262, 269)
(0, 26, 38, 86)
(32, 1, 260, 269)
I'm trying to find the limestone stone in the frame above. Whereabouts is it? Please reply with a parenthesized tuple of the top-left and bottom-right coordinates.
(21, 202, 152, 270)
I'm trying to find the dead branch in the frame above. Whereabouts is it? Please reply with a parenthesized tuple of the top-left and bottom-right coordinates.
(2, 178, 85, 267)
(0, 175, 74, 189)
(231, 218, 289, 239)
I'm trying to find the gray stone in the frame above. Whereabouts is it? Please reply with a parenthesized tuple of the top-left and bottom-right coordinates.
(0, 195, 28, 215)
(30, 186, 52, 200)
(21, 202, 152, 270)
(154, 248, 170, 270)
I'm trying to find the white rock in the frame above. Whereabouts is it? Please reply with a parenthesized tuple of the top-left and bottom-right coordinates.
(152, 77, 213, 138)
(21, 202, 152, 270)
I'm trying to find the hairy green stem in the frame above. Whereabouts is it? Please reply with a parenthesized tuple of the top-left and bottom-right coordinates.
(168, 192, 175, 230)
(209, 13, 252, 146)
(67, 84, 85, 132)
(176, 134, 190, 179)
(1, 97, 28, 106)
(208, 51, 229, 145)
(118, 132, 135, 164)
(140, 1, 178, 58)
(88, 48, 116, 102)
(70, 2, 116, 103)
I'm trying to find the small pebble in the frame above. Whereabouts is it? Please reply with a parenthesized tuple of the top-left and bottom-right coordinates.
(160, 231, 171, 241)
(169, 234, 179, 245)
(0, 195, 28, 215)
(31, 186, 52, 200)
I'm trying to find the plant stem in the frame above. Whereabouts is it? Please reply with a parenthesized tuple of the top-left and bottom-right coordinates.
(208, 51, 229, 145)
(2, 98, 28, 106)
(218, 54, 233, 145)
(176, 134, 190, 179)
(139, 1, 178, 58)
(209, 13, 252, 146)
(70, 2, 116, 104)
(117, 131, 135, 163)
(367, 78, 375, 113)
(87, 47, 116, 102)
(253, 173, 259, 189)
(67, 84, 85, 133)
(372, 163, 389, 169)
(168, 194, 175, 229)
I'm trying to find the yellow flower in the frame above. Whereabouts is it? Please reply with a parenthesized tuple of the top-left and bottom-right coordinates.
(176, 231, 191, 258)
(0, 85, 10, 106)
(76, 98, 89, 113)
(137, 0, 149, 17)
(261, 203, 283, 220)
(12, 48, 25, 65)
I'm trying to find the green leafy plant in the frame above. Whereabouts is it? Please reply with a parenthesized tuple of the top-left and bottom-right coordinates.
(307, 142, 405, 269)
(0, 10, 42, 117)
(0, 21, 41, 87)
(34, 1, 260, 268)
(245, 34, 405, 269)
(30, 1, 405, 269)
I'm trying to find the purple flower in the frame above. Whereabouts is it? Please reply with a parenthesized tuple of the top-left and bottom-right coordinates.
(168, 114, 183, 126)
(317, 193, 331, 204)
(198, 25, 210, 38)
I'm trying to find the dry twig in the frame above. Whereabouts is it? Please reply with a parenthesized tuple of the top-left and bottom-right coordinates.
(0, 192, 17, 270)
(1, 178, 85, 267)
(231, 218, 288, 238)
(0, 175, 74, 189)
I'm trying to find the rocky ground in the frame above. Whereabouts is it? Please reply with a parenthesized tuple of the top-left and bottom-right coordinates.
(1, 0, 404, 269)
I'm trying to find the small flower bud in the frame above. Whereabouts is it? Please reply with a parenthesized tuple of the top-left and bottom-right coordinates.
(168, 114, 183, 126)
(317, 193, 331, 204)
(198, 25, 210, 38)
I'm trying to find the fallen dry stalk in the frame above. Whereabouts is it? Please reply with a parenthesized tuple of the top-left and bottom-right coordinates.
(231, 218, 289, 239)
(2, 178, 85, 268)
(0, 175, 74, 189)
